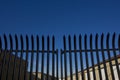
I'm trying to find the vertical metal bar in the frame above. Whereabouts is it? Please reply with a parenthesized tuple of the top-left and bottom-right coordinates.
(89, 34, 96, 80)
(61, 49, 63, 80)
(52, 36, 55, 80)
(0, 36, 2, 57)
(12, 35, 18, 80)
(46, 36, 50, 80)
(0, 36, 2, 78)
(63, 36, 67, 80)
(6, 35, 13, 80)
(118, 34, 120, 78)
(118, 34, 120, 54)
(68, 35, 73, 80)
(41, 36, 44, 80)
(30, 35, 34, 80)
(79, 35, 84, 80)
(0, 34, 8, 80)
(112, 33, 120, 79)
(95, 34, 102, 80)
(0, 36, 2, 53)
(24, 35, 29, 80)
(74, 35, 78, 80)
(18, 35, 24, 80)
(101, 33, 108, 80)
(56, 49, 59, 80)
(106, 33, 115, 80)
(84, 34, 90, 80)
(35, 35, 39, 80)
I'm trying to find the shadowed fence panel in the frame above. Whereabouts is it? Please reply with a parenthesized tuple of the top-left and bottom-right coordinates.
(0, 33, 120, 80)
(0, 35, 58, 80)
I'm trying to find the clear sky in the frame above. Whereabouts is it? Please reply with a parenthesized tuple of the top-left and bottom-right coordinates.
(0, 0, 120, 78)
(0, 0, 120, 48)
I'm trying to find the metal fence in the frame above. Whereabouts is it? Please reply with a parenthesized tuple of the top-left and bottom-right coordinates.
(0, 33, 120, 80)
(61, 33, 120, 80)
(0, 35, 58, 80)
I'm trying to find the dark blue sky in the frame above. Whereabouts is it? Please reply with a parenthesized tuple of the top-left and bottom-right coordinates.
(0, 0, 120, 49)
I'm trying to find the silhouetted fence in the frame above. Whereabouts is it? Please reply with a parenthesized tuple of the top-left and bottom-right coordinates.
(61, 33, 120, 80)
(0, 33, 120, 80)
(0, 35, 58, 80)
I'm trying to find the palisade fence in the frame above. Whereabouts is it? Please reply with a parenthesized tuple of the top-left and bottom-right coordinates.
(0, 33, 120, 80)
(0, 35, 58, 80)
(61, 33, 120, 80)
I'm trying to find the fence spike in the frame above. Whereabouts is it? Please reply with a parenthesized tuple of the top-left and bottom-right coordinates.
(101, 33, 104, 38)
(74, 34, 78, 80)
(56, 49, 59, 80)
(95, 33, 102, 80)
(113, 32, 116, 36)
(18, 35, 24, 80)
(52, 36, 55, 50)
(68, 35, 73, 80)
(101, 33, 109, 80)
(4, 34, 7, 49)
(31, 35, 34, 50)
(29, 35, 34, 80)
(118, 34, 120, 51)
(79, 34, 82, 50)
(106, 33, 115, 80)
(52, 35, 55, 80)
(74, 35, 76, 50)
(41, 35, 45, 80)
(79, 34, 84, 80)
(26, 35, 29, 50)
(90, 34, 93, 48)
(47, 35, 50, 51)
(108, 32, 110, 35)
(112, 33, 120, 79)
(46, 35, 50, 80)
(12, 34, 18, 80)
(60, 49, 63, 80)
(63, 35, 67, 80)
(90, 34, 96, 80)
(23, 35, 29, 80)
(0, 37, 2, 50)
(42, 36, 44, 50)
(9, 34, 13, 50)
(36, 35, 39, 50)
(0, 34, 8, 80)
(15, 35, 18, 50)
(20, 35, 24, 50)
(68, 35, 71, 51)
(68, 35, 71, 38)
(35, 35, 39, 80)
(106, 33, 110, 49)
(85, 34, 87, 39)
(6, 35, 13, 80)
(84, 34, 90, 80)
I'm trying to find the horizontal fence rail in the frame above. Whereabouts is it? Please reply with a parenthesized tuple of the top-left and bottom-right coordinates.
(61, 33, 120, 80)
(0, 33, 120, 80)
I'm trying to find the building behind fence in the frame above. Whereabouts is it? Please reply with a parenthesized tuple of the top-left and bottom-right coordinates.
(0, 51, 27, 80)
(62, 55, 120, 80)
